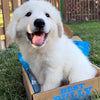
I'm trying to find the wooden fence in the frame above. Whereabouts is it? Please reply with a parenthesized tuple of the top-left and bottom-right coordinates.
(0, 0, 60, 49)
(63, 0, 100, 22)
(0, 0, 100, 49)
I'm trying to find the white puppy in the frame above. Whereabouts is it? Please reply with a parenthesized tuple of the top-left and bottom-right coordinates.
(6, 0, 97, 92)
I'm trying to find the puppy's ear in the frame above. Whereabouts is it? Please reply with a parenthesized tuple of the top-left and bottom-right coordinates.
(57, 20, 64, 38)
(6, 20, 17, 42)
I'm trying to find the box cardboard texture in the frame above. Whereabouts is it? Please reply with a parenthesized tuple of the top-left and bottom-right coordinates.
(22, 25, 100, 100)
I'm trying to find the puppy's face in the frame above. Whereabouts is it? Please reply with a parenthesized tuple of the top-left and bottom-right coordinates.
(26, 7, 51, 48)
(6, 0, 64, 48)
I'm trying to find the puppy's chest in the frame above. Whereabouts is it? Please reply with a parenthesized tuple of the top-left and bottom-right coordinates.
(29, 51, 64, 70)
(29, 55, 50, 72)
(29, 55, 51, 84)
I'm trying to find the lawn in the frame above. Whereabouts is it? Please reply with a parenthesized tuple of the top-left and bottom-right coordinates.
(0, 21, 100, 100)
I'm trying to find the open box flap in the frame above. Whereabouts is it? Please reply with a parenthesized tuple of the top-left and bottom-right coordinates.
(72, 36, 82, 41)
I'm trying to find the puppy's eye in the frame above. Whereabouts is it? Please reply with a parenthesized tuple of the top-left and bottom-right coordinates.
(25, 12, 32, 17)
(45, 13, 50, 17)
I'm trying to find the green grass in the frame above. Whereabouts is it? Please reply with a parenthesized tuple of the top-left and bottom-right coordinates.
(0, 21, 100, 100)
(0, 44, 27, 100)
(68, 20, 100, 68)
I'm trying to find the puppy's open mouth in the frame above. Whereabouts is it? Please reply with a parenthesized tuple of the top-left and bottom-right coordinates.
(27, 32, 48, 47)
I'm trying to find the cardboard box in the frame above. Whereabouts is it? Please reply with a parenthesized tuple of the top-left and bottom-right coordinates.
(22, 35, 100, 100)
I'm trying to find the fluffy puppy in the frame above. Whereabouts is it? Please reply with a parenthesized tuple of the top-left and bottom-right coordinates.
(6, 0, 97, 92)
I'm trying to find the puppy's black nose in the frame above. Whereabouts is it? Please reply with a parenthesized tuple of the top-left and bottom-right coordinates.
(34, 19, 45, 28)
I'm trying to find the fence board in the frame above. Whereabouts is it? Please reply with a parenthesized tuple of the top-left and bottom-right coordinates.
(75, 0, 77, 21)
(1, 0, 10, 48)
(56, 0, 60, 10)
(0, 28, 4, 49)
(69, 0, 71, 22)
(58, 0, 61, 11)
(80, 0, 82, 21)
(21, 0, 28, 4)
(1, 0, 10, 31)
(0, 41, 1, 50)
(70, 0, 72, 21)
(79, 0, 81, 21)
(12, 0, 18, 11)
(52, 0, 55, 6)
(68, 0, 71, 22)
(0, 27, 4, 35)
(98, 0, 100, 19)
(90, 0, 93, 20)
(94, 0, 96, 19)
(67, 0, 69, 22)
(63, 0, 66, 22)
(83, 0, 85, 20)
(0, 27, 5, 49)
(63, 0, 100, 22)
(0, 0, 100, 49)
(97, 0, 99, 19)
(88, 0, 89, 20)
(73, 0, 76, 21)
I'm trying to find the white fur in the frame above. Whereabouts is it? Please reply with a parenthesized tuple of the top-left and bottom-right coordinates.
(6, 0, 97, 92)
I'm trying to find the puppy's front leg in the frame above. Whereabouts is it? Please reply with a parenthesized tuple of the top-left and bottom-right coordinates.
(41, 68, 63, 92)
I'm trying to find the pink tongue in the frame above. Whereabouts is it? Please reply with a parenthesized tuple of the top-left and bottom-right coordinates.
(32, 33, 45, 46)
